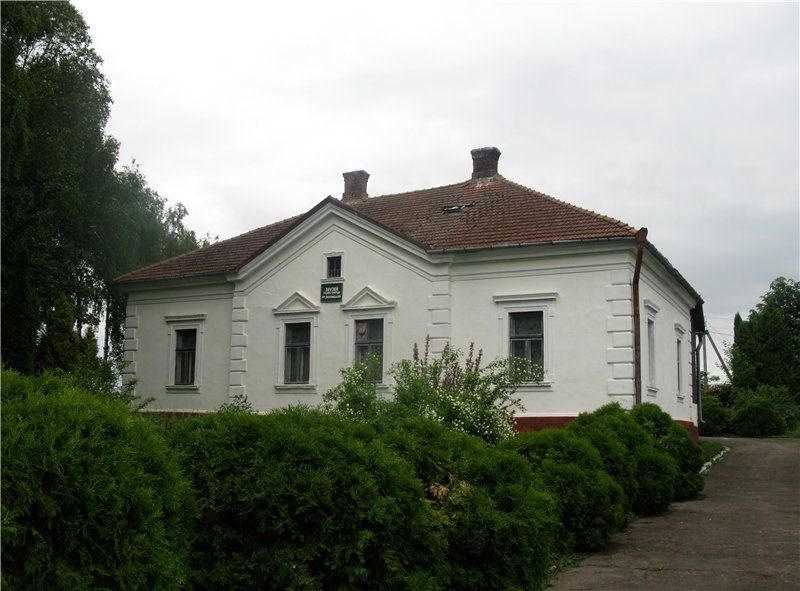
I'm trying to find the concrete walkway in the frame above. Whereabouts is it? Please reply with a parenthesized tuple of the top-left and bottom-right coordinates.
(548, 437, 800, 591)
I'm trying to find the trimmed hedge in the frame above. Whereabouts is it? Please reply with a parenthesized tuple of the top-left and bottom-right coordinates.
(169, 407, 445, 590)
(731, 396, 786, 437)
(379, 417, 558, 590)
(1, 371, 191, 590)
(700, 395, 730, 436)
(567, 404, 678, 515)
(631, 403, 704, 500)
(501, 429, 627, 551)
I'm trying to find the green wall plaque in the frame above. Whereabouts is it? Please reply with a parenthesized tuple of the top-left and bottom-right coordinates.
(321, 282, 343, 303)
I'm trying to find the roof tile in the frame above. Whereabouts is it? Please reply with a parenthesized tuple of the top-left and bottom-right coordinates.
(114, 176, 637, 284)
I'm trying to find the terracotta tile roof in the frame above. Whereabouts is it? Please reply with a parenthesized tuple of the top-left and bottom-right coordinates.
(114, 175, 637, 284)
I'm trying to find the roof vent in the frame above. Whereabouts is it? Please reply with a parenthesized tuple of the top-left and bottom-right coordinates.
(442, 203, 474, 214)
(471, 147, 501, 179)
(342, 170, 369, 203)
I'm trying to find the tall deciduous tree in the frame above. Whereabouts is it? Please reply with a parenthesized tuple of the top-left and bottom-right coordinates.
(731, 277, 800, 399)
(2, 2, 204, 372)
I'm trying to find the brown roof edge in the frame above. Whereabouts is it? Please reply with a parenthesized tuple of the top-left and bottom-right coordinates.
(644, 240, 704, 305)
(426, 235, 637, 254)
(112, 195, 431, 287)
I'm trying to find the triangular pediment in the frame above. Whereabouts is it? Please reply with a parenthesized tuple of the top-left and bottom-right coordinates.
(341, 286, 397, 311)
(272, 291, 320, 315)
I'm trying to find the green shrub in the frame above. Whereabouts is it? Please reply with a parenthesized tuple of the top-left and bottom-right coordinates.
(380, 417, 558, 590)
(735, 385, 799, 430)
(630, 445, 678, 515)
(1, 371, 191, 590)
(325, 339, 536, 445)
(731, 396, 786, 437)
(502, 429, 626, 551)
(170, 407, 446, 590)
(568, 404, 678, 514)
(700, 396, 731, 436)
(631, 403, 704, 500)
(567, 415, 638, 512)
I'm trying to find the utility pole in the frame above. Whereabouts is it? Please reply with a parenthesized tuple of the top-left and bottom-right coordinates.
(705, 331, 732, 383)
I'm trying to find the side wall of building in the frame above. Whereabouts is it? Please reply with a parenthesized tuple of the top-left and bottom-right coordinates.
(123, 282, 234, 411)
(638, 253, 699, 425)
(449, 247, 639, 420)
(122, 211, 699, 428)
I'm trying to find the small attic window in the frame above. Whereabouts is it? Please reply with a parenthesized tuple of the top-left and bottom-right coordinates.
(442, 202, 474, 214)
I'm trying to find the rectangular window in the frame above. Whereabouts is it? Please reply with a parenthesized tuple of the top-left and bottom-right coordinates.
(284, 322, 311, 384)
(676, 338, 683, 395)
(174, 329, 197, 385)
(647, 319, 656, 386)
(509, 311, 544, 368)
(355, 318, 383, 381)
(327, 255, 342, 279)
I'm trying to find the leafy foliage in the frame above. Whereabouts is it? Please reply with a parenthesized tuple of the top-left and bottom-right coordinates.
(501, 429, 627, 552)
(1, 370, 191, 590)
(169, 407, 447, 590)
(1, 2, 205, 371)
(732, 385, 799, 431)
(378, 417, 557, 591)
(567, 403, 678, 515)
(630, 403, 704, 500)
(731, 277, 800, 399)
(700, 395, 731, 436)
(731, 396, 787, 437)
(324, 339, 536, 444)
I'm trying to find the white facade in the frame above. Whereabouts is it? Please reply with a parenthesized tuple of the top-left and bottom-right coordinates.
(123, 201, 699, 425)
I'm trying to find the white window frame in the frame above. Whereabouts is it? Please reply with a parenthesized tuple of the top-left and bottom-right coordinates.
(274, 314, 319, 391)
(494, 292, 557, 388)
(675, 322, 686, 399)
(165, 314, 206, 390)
(344, 310, 394, 387)
(322, 250, 345, 282)
(644, 299, 660, 395)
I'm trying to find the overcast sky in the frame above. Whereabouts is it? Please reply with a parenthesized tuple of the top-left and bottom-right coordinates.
(75, 0, 798, 377)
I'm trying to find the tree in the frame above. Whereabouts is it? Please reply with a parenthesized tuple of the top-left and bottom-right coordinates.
(731, 277, 800, 400)
(1, 2, 205, 371)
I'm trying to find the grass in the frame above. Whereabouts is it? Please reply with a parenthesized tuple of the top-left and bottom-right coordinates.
(699, 440, 726, 464)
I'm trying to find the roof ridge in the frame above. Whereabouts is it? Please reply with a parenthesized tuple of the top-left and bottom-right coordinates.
(498, 176, 637, 234)
(360, 179, 472, 202)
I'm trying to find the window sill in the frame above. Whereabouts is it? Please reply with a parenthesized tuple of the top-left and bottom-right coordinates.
(275, 384, 317, 393)
(677, 394, 685, 401)
(517, 381, 553, 392)
(166, 385, 199, 392)
(321, 277, 345, 283)
(647, 386, 659, 396)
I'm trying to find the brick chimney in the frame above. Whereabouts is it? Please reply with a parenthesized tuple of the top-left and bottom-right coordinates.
(342, 170, 369, 203)
(471, 147, 501, 179)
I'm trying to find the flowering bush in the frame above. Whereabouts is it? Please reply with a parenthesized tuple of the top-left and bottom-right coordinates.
(324, 338, 539, 445)
(391, 339, 540, 444)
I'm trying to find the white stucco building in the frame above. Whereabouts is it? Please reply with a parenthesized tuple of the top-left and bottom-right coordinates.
(115, 147, 705, 437)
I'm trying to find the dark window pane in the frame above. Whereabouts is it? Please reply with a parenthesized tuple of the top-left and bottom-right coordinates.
(511, 339, 527, 360)
(285, 322, 311, 384)
(286, 322, 310, 345)
(530, 339, 543, 367)
(511, 311, 542, 337)
(175, 329, 197, 385)
(176, 329, 196, 349)
(327, 256, 342, 278)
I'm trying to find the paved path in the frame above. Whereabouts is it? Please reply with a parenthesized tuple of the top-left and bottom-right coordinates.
(548, 437, 800, 591)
